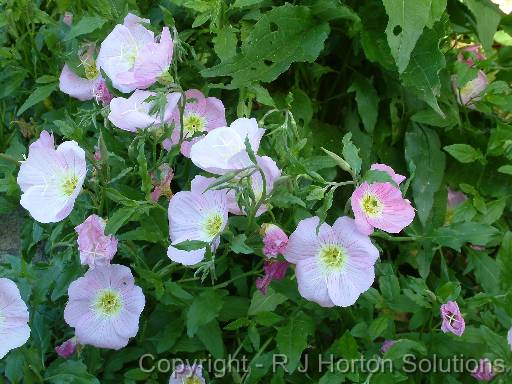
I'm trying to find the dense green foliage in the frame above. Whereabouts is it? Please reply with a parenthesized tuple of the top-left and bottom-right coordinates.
(1, 0, 512, 382)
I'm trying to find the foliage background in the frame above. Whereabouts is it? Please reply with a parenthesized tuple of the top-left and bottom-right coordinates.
(1, 0, 512, 382)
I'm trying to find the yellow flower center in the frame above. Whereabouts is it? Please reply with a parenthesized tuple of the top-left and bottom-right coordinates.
(94, 290, 123, 316)
(361, 193, 383, 217)
(204, 213, 223, 240)
(84, 62, 99, 80)
(183, 114, 205, 135)
(184, 377, 201, 384)
(62, 175, 79, 196)
(319, 244, 346, 269)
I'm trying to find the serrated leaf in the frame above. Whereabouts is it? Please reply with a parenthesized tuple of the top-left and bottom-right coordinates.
(201, 4, 330, 86)
(444, 144, 485, 164)
(276, 311, 314, 373)
(248, 288, 287, 315)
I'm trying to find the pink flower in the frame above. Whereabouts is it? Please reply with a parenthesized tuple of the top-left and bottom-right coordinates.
(93, 79, 113, 106)
(150, 164, 174, 202)
(283, 216, 379, 307)
(64, 264, 145, 350)
(190, 117, 265, 175)
(447, 188, 467, 210)
(256, 260, 289, 295)
(471, 359, 495, 381)
(453, 70, 488, 108)
(458, 44, 485, 67)
(370, 164, 406, 185)
(75, 214, 118, 268)
(380, 340, 395, 354)
(261, 224, 288, 258)
(17, 131, 86, 223)
(440, 301, 465, 336)
(63, 12, 73, 26)
(0, 278, 30, 359)
(59, 46, 102, 101)
(351, 182, 415, 235)
(162, 89, 226, 157)
(167, 176, 228, 266)
(97, 13, 173, 93)
(55, 337, 77, 358)
(108, 90, 180, 132)
(169, 364, 205, 384)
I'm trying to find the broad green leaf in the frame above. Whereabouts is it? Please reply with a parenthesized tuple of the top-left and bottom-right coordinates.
(201, 4, 330, 86)
(105, 205, 139, 235)
(465, 0, 502, 54)
(401, 23, 446, 116)
(45, 361, 100, 384)
(342, 132, 362, 176)
(498, 232, 512, 289)
(368, 317, 390, 340)
(213, 25, 238, 62)
(276, 311, 314, 372)
(197, 320, 225, 358)
(405, 125, 445, 227)
(444, 144, 485, 164)
(498, 165, 512, 175)
(348, 75, 379, 133)
(17, 83, 57, 116)
(65, 15, 107, 41)
(430, 222, 499, 250)
(311, 0, 360, 22)
(427, 0, 447, 28)
(382, 0, 432, 73)
(248, 287, 287, 315)
(186, 290, 224, 337)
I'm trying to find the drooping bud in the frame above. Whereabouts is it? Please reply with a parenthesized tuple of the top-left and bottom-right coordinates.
(261, 224, 288, 258)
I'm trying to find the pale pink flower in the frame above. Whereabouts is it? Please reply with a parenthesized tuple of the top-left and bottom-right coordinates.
(75, 214, 118, 268)
(380, 340, 395, 354)
(261, 224, 288, 258)
(447, 188, 467, 210)
(351, 182, 415, 235)
(440, 301, 465, 336)
(453, 70, 488, 108)
(491, 0, 512, 14)
(471, 358, 495, 381)
(162, 89, 226, 157)
(167, 176, 228, 266)
(97, 13, 173, 93)
(370, 163, 406, 185)
(64, 264, 145, 350)
(0, 278, 30, 359)
(108, 90, 180, 132)
(283, 216, 379, 307)
(55, 337, 77, 358)
(256, 260, 289, 295)
(17, 131, 86, 223)
(169, 364, 205, 384)
(190, 117, 265, 175)
(150, 164, 174, 202)
(458, 44, 485, 67)
(59, 46, 102, 101)
(63, 12, 73, 26)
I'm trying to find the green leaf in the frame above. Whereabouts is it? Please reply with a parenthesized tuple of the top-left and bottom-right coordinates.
(186, 290, 224, 337)
(197, 320, 225, 358)
(401, 24, 446, 116)
(311, 0, 360, 23)
(342, 132, 362, 176)
(276, 311, 314, 373)
(65, 15, 107, 41)
(213, 25, 238, 62)
(498, 165, 512, 175)
(201, 4, 330, 86)
(444, 144, 485, 164)
(368, 317, 390, 340)
(248, 287, 287, 315)
(382, 0, 432, 73)
(497, 232, 512, 290)
(465, 0, 502, 54)
(17, 83, 57, 116)
(105, 205, 139, 235)
(348, 75, 379, 133)
(427, 0, 447, 28)
(405, 125, 445, 227)
(45, 361, 100, 384)
(430, 222, 499, 250)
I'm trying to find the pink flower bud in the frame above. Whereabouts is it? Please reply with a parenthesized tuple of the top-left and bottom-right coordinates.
(261, 224, 288, 258)
(75, 214, 118, 268)
(471, 358, 495, 381)
(55, 337, 77, 358)
(380, 340, 395, 354)
(93, 80, 113, 106)
(255, 260, 289, 295)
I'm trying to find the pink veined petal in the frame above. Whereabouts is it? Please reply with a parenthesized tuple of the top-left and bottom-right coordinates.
(326, 264, 375, 307)
(0, 323, 30, 359)
(59, 64, 100, 101)
(74, 310, 130, 350)
(370, 163, 406, 185)
(229, 117, 265, 151)
(108, 91, 159, 132)
(111, 286, 145, 339)
(123, 13, 150, 28)
(20, 184, 71, 223)
(283, 216, 325, 264)
(167, 246, 206, 265)
(295, 258, 334, 307)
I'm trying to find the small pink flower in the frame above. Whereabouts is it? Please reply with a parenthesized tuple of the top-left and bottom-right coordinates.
(163, 89, 226, 157)
(17, 131, 86, 223)
(64, 264, 145, 350)
(0, 278, 31, 359)
(447, 188, 467, 210)
(370, 164, 406, 185)
(261, 224, 288, 258)
(458, 44, 485, 67)
(471, 358, 495, 381)
(453, 70, 488, 108)
(97, 13, 173, 93)
(93, 147, 101, 161)
(284, 216, 379, 307)
(55, 337, 77, 358)
(440, 301, 465, 337)
(380, 340, 395, 354)
(63, 12, 73, 26)
(150, 164, 174, 202)
(169, 364, 205, 384)
(75, 214, 118, 268)
(59, 46, 101, 101)
(256, 260, 289, 295)
(351, 182, 415, 235)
